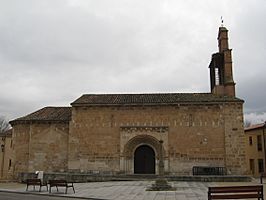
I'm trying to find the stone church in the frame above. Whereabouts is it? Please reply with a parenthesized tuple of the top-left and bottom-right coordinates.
(10, 26, 247, 177)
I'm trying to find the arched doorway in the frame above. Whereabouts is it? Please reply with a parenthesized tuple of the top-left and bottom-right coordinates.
(134, 145, 155, 174)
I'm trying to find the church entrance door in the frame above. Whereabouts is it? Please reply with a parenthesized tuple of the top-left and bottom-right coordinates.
(134, 145, 155, 174)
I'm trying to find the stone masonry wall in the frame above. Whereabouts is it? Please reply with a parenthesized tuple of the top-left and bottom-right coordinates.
(168, 104, 226, 175)
(223, 103, 247, 175)
(12, 124, 30, 177)
(13, 123, 69, 176)
(69, 102, 246, 175)
(68, 107, 120, 172)
(27, 123, 69, 173)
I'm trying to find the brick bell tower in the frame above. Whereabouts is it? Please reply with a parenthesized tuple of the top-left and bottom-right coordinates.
(209, 26, 236, 96)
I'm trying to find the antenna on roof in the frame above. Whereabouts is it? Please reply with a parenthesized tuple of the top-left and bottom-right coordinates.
(221, 16, 224, 27)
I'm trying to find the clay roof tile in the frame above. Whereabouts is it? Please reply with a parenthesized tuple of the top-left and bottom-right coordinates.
(10, 107, 71, 125)
(71, 93, 243, 106)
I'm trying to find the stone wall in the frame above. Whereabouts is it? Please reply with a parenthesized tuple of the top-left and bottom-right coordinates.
(18, 172, 251, 183)
(12, 101, 246, 176)
(12, 124, 30, 177)
(13, 123, 69, 176)
(28, 123, 69, 172)
(223, 103, 247, 175)
(69, 101, 246, 175)
(166, 104, 226, 175)
(0, 134, 14, 179)
(68, 106, 120, 172)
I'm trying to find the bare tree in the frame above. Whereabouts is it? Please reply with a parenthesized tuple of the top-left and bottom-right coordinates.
(0, 116, 11, 133)
(244, 119, 252, 128)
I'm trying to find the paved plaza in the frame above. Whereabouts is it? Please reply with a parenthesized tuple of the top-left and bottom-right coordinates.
(0, 179, 263, 200)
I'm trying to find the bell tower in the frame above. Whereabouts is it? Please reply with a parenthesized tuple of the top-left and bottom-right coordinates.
(209, 26, 236, 96)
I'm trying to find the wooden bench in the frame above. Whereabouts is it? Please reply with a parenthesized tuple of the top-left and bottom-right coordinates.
(208, 185, 263, 200)
(26, 178, 48, 192)
(48, 180, 75, 194)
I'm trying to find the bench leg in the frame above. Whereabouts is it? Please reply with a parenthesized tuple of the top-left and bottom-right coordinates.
(72, 186, 75, 193)
(65, 187, 67, 194)
(56, 186, 58, 192)
(26, 185, 28, 191)
(49, 186, 51, 193)
(208, 191, 211, 200)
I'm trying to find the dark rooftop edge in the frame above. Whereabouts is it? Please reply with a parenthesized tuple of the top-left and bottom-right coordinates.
(71, 93, 244, 106)
(10, 107, 71, 125)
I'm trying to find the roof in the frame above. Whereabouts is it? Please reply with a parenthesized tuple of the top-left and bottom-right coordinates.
(71, 93, 243, 106)
(245, 122, 266, 132)
(10, 107, 71, 125)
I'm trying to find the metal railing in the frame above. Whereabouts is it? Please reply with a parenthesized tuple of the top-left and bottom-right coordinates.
(192, 166, 226, 176)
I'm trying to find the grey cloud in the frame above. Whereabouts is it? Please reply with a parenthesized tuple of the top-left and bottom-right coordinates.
(0, 0, 266, 124)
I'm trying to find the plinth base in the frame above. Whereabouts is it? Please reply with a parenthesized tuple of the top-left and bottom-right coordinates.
(146, 178, 176, 191)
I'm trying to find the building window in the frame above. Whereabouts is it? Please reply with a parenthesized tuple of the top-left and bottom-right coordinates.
(215, 68, 220, 85)
(189, 114, 193, 127)
(249, 159, 255, 175)
(258, 159, 264, 173)
(8, 159, 11, 170)
(257, 135, 262, 151)
(249, 136, 253, 145)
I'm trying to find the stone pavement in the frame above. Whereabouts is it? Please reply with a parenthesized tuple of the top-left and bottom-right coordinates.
(0, 179, 263, 200)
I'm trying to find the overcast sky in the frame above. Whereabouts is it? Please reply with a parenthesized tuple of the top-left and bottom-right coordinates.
(0, 0, 265, 124)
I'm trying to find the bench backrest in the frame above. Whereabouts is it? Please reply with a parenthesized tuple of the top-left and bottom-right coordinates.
(49, 180, 67, 186)
(209, 185, 263, 192)
(208, 185, 263, 199)
(26, 179, 41, 184)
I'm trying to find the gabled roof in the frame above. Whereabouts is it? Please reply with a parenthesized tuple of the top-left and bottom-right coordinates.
(71, 93, 243, 106)
(10, 107, 71, 125)
(245, 122, 266, 132)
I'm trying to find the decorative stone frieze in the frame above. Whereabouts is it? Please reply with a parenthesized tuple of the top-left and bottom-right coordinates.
(120, 126, 169, 133)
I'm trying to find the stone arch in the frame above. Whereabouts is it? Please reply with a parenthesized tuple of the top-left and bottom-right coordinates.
(123, 135, 164, 159)
(121, 135, 167, 175)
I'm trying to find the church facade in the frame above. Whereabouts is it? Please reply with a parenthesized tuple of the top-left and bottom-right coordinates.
(10, 26, 247, 177)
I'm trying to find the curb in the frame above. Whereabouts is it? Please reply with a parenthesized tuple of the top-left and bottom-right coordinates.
(0, 189, 108, 200)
